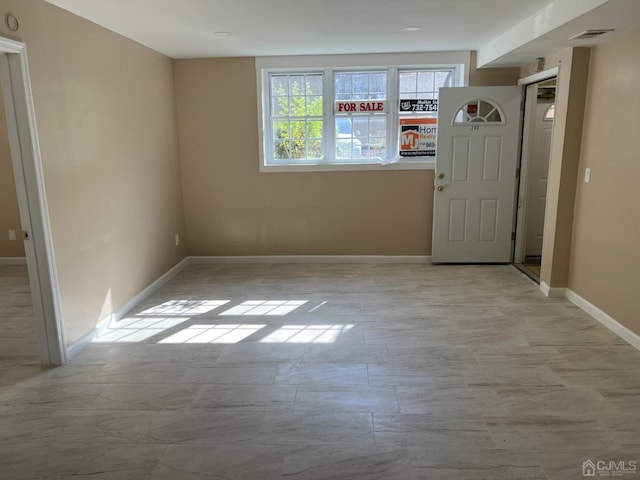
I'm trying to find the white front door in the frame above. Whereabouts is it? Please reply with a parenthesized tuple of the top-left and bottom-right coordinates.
(432, 86, 522, 263)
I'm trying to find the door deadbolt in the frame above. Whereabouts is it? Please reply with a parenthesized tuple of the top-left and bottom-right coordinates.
(437, 173, 445, 179)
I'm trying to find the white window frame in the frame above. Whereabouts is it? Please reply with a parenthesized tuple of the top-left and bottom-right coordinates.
(256, 52, 469, 173)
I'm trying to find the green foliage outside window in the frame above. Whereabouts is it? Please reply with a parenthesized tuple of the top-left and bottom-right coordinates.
(273, 80, 323, 160)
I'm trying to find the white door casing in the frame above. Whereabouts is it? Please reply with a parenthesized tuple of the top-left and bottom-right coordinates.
(432, 86, 522, 263)
(0, 40, 65, 365)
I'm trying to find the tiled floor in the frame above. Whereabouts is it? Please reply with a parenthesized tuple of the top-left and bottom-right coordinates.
(0, 265, 43, 394)
(1, 263, 639, 479)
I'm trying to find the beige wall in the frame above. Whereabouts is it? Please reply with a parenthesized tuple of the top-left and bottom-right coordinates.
(0, 1, 186, 346)
(0, 89, 24, 257)
(568, 32, 640, 334)
(174, 57, 518, 256)
(469, 51, 521, 86)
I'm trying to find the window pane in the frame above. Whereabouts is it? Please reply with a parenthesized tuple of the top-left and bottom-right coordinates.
(435, 71, 453, 88)
(272, 96, 289, 116)
(370, 72, 387, 95)
(290, 96, 306, 116)
(308, 140, 323, 159)
(399, 72, 417, 94)
(288, 75, 305, 95)
(400, 69, 454, 104)
(352, 117, 369, 139)
(334, 71, 388, 100)
(336, 116, 387, 160)
(273, 121, 289, 139)
(306, 96, 323, 116)
(274, 140, 290, 160)
(352, 73, 369, 94)
(306, 121, 323, 140)
(335, 118, 360, 159)
(417, 71, 435, 93)
(368, 117, 387, 158)
(335, 73, 351, 95)
(306, 75, 322, 95)
(271, 76, 288, 95)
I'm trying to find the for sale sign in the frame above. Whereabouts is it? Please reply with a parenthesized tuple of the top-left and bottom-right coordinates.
(399, 117, 437, 157)
(335, 100, 388, 113)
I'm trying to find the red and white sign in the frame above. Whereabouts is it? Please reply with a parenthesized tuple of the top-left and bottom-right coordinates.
(335, 100, 388, 114)
(399, 117, 437, 157)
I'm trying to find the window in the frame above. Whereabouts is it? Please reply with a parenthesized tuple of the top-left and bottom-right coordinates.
(453, 99, 504, 124)
(334, 71, 388, 161)
(257, 53, 467, 171)
(271, 73, 323, 161)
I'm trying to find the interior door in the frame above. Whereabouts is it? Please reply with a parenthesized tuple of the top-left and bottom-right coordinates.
(432, 86, 522, 263)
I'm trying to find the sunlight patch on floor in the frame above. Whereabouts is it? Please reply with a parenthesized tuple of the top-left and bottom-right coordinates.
(219, 300, 308, 316)
(139, 300, 230, 316)
(91, 299, 329, 344)
(158, 324, 267, 344)
(259, 324, 354, 344)
(93, 317, 190, 343)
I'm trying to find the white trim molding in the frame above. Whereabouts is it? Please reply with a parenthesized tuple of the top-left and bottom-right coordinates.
(0, 257, 27, 265)
(65, 257, 190, 360)
(0, 37, 66, 365)
(518, 67, 559, 86)
(111, 257, 190, 322)
(539, 281, 567, 298)
(566, 289, 640, 351)
(189, 255, 432, 264)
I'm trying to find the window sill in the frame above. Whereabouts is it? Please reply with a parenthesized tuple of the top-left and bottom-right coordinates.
(260, 160, 435, 173)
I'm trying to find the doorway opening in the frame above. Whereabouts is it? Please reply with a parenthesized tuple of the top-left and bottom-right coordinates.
(0, 38, 65, 365)
(0, 85, 41, 370)
(513, 77, 557, 281)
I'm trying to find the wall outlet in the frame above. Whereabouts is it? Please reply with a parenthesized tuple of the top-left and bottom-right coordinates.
(175, 234, 180, 247)
(8, 230, 16, 241)
(584, 167, 591, 183)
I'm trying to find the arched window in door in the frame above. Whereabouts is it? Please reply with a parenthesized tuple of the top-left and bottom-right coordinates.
(453, 99, 505, 125)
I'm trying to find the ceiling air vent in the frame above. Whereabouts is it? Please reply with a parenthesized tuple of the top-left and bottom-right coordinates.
(569, 29, 614, 40)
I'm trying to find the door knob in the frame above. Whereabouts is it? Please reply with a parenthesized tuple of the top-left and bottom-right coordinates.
(436, 185, 444, 192)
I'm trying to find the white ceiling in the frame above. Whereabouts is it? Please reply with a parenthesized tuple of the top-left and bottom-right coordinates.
(45, 0, 640, 67)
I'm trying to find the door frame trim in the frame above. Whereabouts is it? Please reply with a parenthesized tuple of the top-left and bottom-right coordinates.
(0, 37, 66, 365)
(518, 67, 559, 86)
(512, 67, 559, 278)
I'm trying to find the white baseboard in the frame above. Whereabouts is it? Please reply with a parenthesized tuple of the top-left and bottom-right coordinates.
(65, 317, 110, 360)
(0, 256, 27, 265)
(566, 289, 640, 351)
(189, 255, 432, 264)
(64, 257, 190, 360)
(539, 281, 567, 298)
(540, 279, 640, 351)
(111, 257, 190, 322)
